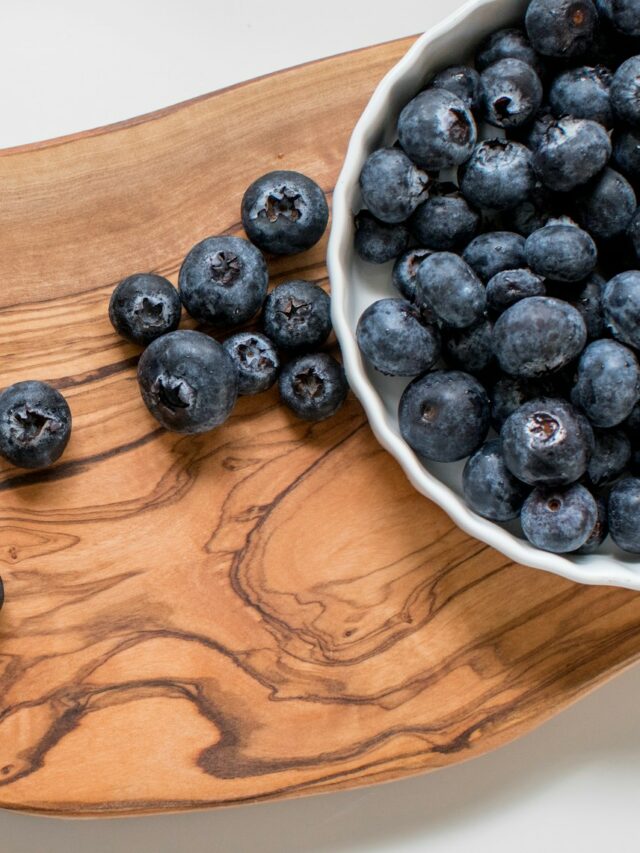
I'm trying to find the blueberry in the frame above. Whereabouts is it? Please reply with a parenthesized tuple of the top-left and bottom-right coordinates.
(460, 140, 535, 211)
(501, 397, 594, 486)
(608, 477, 640, 552)
(512, 185, 561, 236)
(442, 319, 494, 374)
(573, 273, 606, 339)
(476, 27, 544, 75)
(525, 223, 597, 282)
(628, 206, 640, 261)
(480, 58, 543, 128)
(571, 339, 640, 426)
(463, 439, 531, 521)
(525, 0, 597, 57)
(416, 252, 486, 329)
(612, 129, 640, 181)
(279, 353, 347, 422)
(625, 400, 640, 440)
(494, 297, 587, 378)
(398, 370, 490, 462)
(515, 107, 556, 151)
(574, 168, 637, 240)
(611, 56, 640, 126)
(222, 332, 279, 395)
(533, 117, 612, 193)
(587, 428, 632, 486)
(359, 148, 429, 224)
(521, 483, 598, 552)
(490, 376, 556, 429)
(356, 298, 440, 376)
(602, 270, 640, 349)
(262, 280, 331, 351)
(109, 274, 181, 346)
(549, 65, 613, 126)
(409, 182, 479, 251)
(463, 231, 526, 281)
(354, 210, 411, 264)
(179, 236, 268, 327)
(137, 330, 237, 434)
(397, 89, 477, 170)
(595, 0, 640, 36)
(486, 268, 546, 313)
(0, 381, 72, 470)
(392, 248, 432, 301)
(431, 65, 482, 113)
(576, 494, 608, 553)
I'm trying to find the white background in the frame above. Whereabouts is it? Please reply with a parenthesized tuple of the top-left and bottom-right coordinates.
(1, 1, 639, 850)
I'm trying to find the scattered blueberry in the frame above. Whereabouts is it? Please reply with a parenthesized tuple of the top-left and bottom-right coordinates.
(356, 298, 440, 376)
(359, 148, 428, 223)
(463, 231, 526, 281)
(222, 332, 279, 396)
(392, 248, 432, 301)
(612, 129, 640, 181)
(460, 139, 535, 211)
(549, 65, 613, 126)
(490, 376, 556, 429)
(525, 222, 597, 282)
(398, 370, 490, 462)
(525, 0, 597, 58)
(611, 55, 640, 126)
(476, 27, 544, 75)
(354, 210, 411, 264)
(486, 268, 546, 313)
(279, 353, 348, 422)
(480, 58, 543, 128)
(0, 381, 72, 470)
(596, 0, 640, 36)
(431, 65, 483, 113)
(416, 252, 486, 329)
(608, 476, 640, 551)
(109, 274, 181, 346)
(397, 88, 477, 170)
(571, 339, 640, 426)
(573, 168, 637, 240)
(410, 182, 479, 251)
(521, 483, 598, 552)
(587, 428, 632, 485)
(463, 439, 531, 521)
(533, 117, 612, 192)
(602, 270, 640, 349)
(179, 236, 268, 327)
(576, 494, 608, 553)
(443, 319, 494, 374)
(262, 280, 331, 352)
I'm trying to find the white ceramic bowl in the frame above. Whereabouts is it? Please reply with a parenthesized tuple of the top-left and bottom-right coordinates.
(328, 0, 640, 591)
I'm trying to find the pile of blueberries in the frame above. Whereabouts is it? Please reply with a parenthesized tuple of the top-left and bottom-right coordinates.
(355, 0, 640, 555)
(0, 170, 347, 476)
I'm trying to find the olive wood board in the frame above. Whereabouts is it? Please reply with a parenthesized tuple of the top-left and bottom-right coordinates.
(0, 36, 639, 818)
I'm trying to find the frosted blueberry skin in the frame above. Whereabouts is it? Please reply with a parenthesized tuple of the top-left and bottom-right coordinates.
(463, 232, 526, 281)
(608, 477, 640, 552)
(525, 223, 597, 283)
(486, 268, 546, 313)
(480, 58, 543, 128)
(587, 428, 632, 486)
(493, 297, 587, 378)
(571, 339, 640, 427)
(397, 88, 477, 170)
(490, 376, 557, 430)
(459, 139, 535, 212)
(533, 117, 612, 193)
(476, 27, 544, 75)
(0, 381, 72, 470)
(410, 182, 480, 252)
(463, 439, 531, 521)
(398, 370, 490, 463)
(241, 170, 328, 255)
(596, 0, 640, 36)
(573, 274, 606, 340)
(137, 330, 238, 434)
(525, 0, 597, 58)
(356, 298, 440, 377)
(262, 280, 331, 352)
(222, 332, 279, 396)
(573, 169, 637, 240)
(392, 249, 432, 301)
(359, 148, 428, 224)
(576, 494, 609, 554)
(279, 353, 348, 422)
(442, 320, 494, 374)
(109, 274, 181, 346)
(602, 270, 640, 349)
(611, 56, 640, 126)
(521, 483, 598, 553)
(179, 236, 268, 327)
(501, 397, 595, 487)
(431, 65, 483, 113)
(415, 253, 486, 329)
(612, 129, 640, 181)
(549, 65, 613, 127)
(354, 210, 411, 264)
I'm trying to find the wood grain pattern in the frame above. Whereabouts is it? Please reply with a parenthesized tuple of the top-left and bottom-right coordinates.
(0, 37, 639, 817)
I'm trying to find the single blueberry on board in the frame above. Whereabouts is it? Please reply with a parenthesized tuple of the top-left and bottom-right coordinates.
(397, 88, 477, 170)
(521, 483, 598, 553)
(611, 56, 640, 126)
(533, 117, 612, 192)
(525, 223, 597, 282)
(486, 268, 546, 313)
(354, 210, 411, 264)
(279, 353, 348, 422)
(410, 182, 479, 251)
(416, 252, 486, 329)
(359, 148, 429, 223)
(463, 439, 531, 521)
(549, 65, 613, 127)
(571, 339, 640, 427)
(356, 298, 440, 377)
(525, 0, 597, 58)
(463, 231, 526, 281)
(222, 332, 279, 396)
(431, 65, 483, 113)
(0, 381, 72, 470)
(608, 477, 640, 552)
(480, 58, 543, 128)
(602, 270, 640, 350)
(443, 320, 494, 374)
(587, 428, 632, 486)
(109, 274, 181, 346)
(262, 280, 331, 352)
(392, 248, 433, 301)
(573, 168, 637, 240)
(460, 139, 535, 211)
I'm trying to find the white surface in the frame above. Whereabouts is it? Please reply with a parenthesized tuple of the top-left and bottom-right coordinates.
(0, 1, 638, 850)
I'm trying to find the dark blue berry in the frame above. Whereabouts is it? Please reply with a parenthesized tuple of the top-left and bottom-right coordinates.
(596, 0, 640, 36)
(137, 330, 238, 434)
(602, 270, 640, 349)
(241, 170, 328, 255)
(549, 65, 613, 126)
(525, 0, 597, 58)
(533, 117, 612, 193)
(576, 494, 608, 553)
(573, 168, 637, 239)
(476, 27, 544, 75)
(354, 210, 411, 264)
(573, 274, 606, 339)
(392, 248, 432, 301)
(612, 129, 640, 181)
(262, 280, 331, 351)
(222, 332, 279, 395)
(512, 185, 561, 236)
(494, 297, 587, 378)
(443, 319, 494, 374)
(410, 182, 479, 251)
(279, 353, 347, 422)
(525, 223, 597, 282)
(611, 56, 640, 126)
(571, 339, 640, 426)
(587, 428, 632, 486)
(460, 140, 534, 211)
(431, 65, 482, 113)
(463, 439, 530, 521)
(359, 148, 428, 223)
(608, 477, 640, 552)
(462, 231, 526, 281)
(501, 397, 594, 486)
(480, 58, 543, 128)
(109, 274, 181, 346)
(490, 376, 556, 429)
(416, 252, 486, 329)
(397, 89, 477, 170)
(356, 298, 440, 376)
(625, 400, 640, 440)
(0, 381, 71, 469)
(486, 268, 546, 313)
(516, 107, 556, 151)
(521, 483, 598, 552)
(398, 370, 490, 462)
(179, 236, 268, 327)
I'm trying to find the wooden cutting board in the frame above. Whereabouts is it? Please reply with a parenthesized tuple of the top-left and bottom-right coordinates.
(1, 36, 639, 818)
